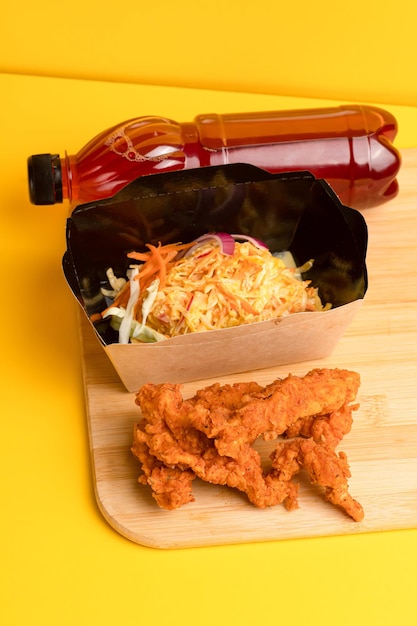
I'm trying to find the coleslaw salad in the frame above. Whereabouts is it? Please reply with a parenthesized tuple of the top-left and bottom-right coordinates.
(98, 234, 330, 344)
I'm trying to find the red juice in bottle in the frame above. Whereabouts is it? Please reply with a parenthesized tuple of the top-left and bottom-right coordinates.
(27, 104, 401, 210)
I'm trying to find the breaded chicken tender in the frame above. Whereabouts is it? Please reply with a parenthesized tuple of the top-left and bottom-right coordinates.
(271, 439, 364, 521)
(131, 368, 364, 520)
(282, 402, 359, 449)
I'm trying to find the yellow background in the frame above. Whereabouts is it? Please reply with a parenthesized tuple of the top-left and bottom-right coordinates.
(1, 0, 417, 106)
(1, 1, 417, 625)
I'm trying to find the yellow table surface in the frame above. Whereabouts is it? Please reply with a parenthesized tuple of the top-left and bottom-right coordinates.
(1, 72, 417, 625)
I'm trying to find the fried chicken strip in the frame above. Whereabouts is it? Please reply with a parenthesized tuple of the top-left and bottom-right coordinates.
(271, 438, 364, 521)
(132, 421, 196, 510)
(283, 402, 359, 449)
(137, 369, 360, 460)
(209, 369, 360, 458)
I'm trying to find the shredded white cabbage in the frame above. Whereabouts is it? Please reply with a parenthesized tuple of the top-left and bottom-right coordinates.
(117, 266, 140, 344)
(100, 267, 127, 298)
(103, 276, 166, 343)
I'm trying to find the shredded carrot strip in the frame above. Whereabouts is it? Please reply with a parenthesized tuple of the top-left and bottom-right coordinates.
(89, 312, 103, 323)
(100, 241, 194, 319)
(105, 284, 130, 311)
(127, 242, 194, 290)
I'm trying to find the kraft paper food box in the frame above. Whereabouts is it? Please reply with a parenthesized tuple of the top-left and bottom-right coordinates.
(63, 164, 368, 392)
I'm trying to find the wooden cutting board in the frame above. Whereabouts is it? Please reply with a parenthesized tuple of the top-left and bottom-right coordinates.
(79, 149, 417, 549)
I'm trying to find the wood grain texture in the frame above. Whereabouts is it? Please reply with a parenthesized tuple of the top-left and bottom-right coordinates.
(79, 149, 417, 548)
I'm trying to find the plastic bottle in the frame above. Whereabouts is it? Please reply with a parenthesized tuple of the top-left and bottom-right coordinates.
(27, 105, 401, 210)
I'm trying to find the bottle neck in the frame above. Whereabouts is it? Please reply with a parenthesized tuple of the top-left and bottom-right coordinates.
(61, 152, 79, 203)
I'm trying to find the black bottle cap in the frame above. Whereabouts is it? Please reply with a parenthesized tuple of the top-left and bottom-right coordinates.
(27, 153, 63, 205)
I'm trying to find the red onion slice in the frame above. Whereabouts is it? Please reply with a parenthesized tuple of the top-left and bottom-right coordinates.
(183, 232, 236, 257)
(181, 232, 268, 259)
(231, 234, 268, 249)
